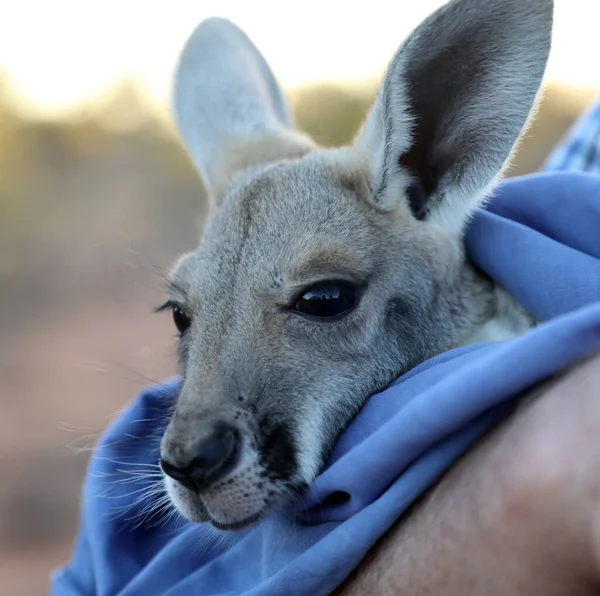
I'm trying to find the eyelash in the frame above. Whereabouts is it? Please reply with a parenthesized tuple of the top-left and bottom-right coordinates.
(154, 300, 178, 314)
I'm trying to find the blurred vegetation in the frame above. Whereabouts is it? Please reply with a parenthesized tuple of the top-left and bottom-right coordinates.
(292, 82, 377, 146)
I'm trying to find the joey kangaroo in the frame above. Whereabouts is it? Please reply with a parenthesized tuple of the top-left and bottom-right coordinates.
(158, 0, 553, 531)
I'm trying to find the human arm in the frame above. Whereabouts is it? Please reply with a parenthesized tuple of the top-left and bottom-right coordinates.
(337, 351, 600, 595)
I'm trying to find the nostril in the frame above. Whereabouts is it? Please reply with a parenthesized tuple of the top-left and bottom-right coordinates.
(159, 458, 198, 493)
(160, 423, 242, 493)
(188, 424, 240, 490)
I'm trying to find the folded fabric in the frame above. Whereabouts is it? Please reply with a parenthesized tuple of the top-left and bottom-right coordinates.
(51, 167, 600, 596)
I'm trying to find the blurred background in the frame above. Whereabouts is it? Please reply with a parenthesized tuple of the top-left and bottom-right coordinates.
(1, 0, 599, 593)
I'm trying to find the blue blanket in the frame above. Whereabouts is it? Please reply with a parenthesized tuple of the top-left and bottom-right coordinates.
(52, 168, 600, 594)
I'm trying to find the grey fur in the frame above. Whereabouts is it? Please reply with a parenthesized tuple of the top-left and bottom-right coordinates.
(159, 0, 553, 530)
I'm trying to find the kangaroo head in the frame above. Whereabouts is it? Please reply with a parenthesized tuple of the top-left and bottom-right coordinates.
(159, 0, 553, 530)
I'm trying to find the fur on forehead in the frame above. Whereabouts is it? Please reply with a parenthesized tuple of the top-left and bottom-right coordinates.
(202, 149, 400, 243)
(222, 148, 374, 211)
(169, 150, 406, 295)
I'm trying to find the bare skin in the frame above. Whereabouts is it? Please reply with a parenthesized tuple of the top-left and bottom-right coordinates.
(337, 350, 600, 595)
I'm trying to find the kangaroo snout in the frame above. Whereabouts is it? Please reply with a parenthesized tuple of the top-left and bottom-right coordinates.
(159, 403, 299, 529)
(161, 420, 241, 493)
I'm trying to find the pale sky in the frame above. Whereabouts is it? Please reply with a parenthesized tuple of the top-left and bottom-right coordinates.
(1, 0, 599, 119)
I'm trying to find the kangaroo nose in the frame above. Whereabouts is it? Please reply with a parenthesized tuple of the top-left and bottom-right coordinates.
(160, 422, 241, 492)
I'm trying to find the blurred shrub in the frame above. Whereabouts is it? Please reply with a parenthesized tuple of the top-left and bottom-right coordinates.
(291, 82, 376, 146)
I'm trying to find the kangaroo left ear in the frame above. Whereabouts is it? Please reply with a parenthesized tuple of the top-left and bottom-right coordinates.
(173, 18, 314, 205)
(355, 0, 553, 235)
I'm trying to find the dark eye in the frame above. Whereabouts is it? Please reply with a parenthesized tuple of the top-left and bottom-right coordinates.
(172, 305, 191, 334)
(293, 283, 356, 319)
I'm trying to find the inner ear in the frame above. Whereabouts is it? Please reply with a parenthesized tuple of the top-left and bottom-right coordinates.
(403, 182, 428, 220)
(398, 51, 465, 220)
(397, 17, 497, 219)
(397, 72, 446, 204)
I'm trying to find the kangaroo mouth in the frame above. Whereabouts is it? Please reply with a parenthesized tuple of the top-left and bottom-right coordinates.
(209, 512, 262, 531)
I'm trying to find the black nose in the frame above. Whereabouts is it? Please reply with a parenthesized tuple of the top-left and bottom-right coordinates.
(160, 423, 241, 493)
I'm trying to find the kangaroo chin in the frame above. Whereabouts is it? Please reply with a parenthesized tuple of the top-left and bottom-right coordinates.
(156, 0, 553, 529)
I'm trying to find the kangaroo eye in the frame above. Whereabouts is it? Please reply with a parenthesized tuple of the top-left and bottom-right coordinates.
(155, 300, 192, 335)
(172, 305, 191, 334)
(293, 283, 356, 319)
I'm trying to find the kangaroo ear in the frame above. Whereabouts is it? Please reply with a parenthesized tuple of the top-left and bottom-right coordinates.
(173, 18, 314, 203)
(356, 0, 553, 235)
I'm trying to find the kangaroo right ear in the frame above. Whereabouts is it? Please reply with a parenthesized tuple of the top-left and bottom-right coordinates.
(173, 18, 314, 203)
(355, 0, 553, 236)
